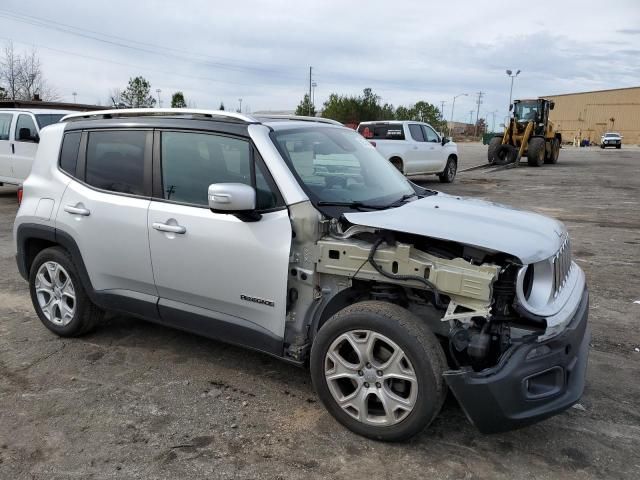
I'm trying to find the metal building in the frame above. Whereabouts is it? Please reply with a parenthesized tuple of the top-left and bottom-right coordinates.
(542, 86, 640, 145)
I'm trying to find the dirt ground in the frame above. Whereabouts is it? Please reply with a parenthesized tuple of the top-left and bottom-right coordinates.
(1, 144, 639, 479)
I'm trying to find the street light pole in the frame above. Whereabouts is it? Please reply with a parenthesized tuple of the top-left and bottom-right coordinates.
(156, 88, 162, 108)
(506, 69, 521, 112)
(449, 93, 468, 139)
(238, 98, 243, 113)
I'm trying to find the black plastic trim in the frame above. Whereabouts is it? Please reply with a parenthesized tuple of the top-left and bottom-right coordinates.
(444, 288, 590, 434)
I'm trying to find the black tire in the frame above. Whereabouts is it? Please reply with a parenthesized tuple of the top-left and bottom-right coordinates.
(527, 137, 545, 167)
(616, 145, 621, 149)
(310, 301, 447, 442)
(600, 145, 605, 149)
(493, 144, 517, 165)
(544, 138, 560, 164)
(487, 136, 503, 164)
(390, 157, 404, 174)
(438, 156, 457, 183)
(29, 246, 103, 337)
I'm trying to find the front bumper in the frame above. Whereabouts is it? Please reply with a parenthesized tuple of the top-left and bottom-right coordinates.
(443, 287, 590, 434)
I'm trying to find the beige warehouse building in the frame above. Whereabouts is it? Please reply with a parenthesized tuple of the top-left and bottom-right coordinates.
(542, 86, 640, 145)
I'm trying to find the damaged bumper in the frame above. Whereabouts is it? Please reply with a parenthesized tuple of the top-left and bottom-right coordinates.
(444, 287, 590, 434)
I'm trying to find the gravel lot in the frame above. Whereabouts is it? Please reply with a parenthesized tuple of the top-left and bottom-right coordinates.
(1, 144, 639, 479)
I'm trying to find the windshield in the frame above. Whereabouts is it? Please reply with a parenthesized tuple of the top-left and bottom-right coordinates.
(604, 133, 620, 137)
(514, 103, 539, 122)
(35, 114, 65, 128)
(273, 127, 415, 206)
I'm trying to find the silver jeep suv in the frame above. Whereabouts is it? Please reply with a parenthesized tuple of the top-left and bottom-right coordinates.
(14, 109, 590, 441)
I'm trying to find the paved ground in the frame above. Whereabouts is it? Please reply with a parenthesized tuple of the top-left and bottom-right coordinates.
(1, 144, 639, 479)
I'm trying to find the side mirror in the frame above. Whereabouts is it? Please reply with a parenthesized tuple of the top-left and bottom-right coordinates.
(550, 102, 555, 110)
(18, 128, 38, 142)
(509, 104, 513, 112)
(441, 136, 450, 146)
(208, 183, 260, 221)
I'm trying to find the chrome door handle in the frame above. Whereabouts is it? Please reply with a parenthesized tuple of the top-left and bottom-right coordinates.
(64, 205, 90, 216)
(152, 222, 186, 234)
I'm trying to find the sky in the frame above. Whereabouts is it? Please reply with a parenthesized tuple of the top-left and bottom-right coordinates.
(1, 0, 639, 125)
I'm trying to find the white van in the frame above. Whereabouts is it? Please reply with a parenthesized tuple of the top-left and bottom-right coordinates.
(0, 108, 73, 185)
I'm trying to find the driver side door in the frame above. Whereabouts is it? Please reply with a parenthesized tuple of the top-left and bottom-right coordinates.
(421, 124, 445, 173)
(147, 130, 291, 355)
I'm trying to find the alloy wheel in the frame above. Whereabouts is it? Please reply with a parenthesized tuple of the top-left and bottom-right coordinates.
(34, 261, 76, 326)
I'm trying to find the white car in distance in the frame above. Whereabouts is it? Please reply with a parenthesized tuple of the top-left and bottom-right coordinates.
(357, 121, 458, 183)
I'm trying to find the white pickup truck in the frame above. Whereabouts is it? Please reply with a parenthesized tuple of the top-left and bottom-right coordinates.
(357, 120, 458, 183)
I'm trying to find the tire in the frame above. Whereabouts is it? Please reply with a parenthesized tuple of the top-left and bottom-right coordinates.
(616, 145, 621, 149)
(487, 136, 503, 164)
(390, 157, 404, 174)
(527, 137, 545, 167)
(600, 145, 605, 149)
(544, 138, 560, 164)
(29, 246, 103, 337)
(438, 156, 457, 183)
(493, 144, 517, 165)
(310, 301, 447, 442)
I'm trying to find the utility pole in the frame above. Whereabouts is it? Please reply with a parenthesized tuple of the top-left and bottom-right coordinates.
(308, 66, 313, 116)
(439, 100, 446, 122)
(156, 88, 162, 108)
(311, 81, 317, 107)
(474, 91, 484, 136)
(238, 98, 243, 113)
(469, 110, 474, 125)
(72, 92, 77, 103)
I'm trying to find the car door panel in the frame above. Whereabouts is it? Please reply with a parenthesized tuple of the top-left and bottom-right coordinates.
(0, 113, 14, 180)
(405, 124, 428, 174)
(421, 125, 445, 173)
(148, 202, 291, 341)
(12, 114, 39, 182)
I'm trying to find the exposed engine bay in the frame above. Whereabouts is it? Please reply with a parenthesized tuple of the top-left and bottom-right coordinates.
(285, 201, 548, 371)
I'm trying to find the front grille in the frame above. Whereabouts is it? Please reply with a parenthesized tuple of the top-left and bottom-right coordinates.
(553, 236, 572, 297)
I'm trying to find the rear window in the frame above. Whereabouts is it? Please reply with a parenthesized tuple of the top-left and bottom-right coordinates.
(358, 124, 405, 140)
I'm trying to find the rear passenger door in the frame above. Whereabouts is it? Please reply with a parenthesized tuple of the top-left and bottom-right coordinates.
(147, 130, 291, 354)
(0, 113, 14, 179)
(56, 129, 157, 308)
(12, 113, 39, 181)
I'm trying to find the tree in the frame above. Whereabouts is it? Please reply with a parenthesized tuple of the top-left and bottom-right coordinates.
(120, 76, 156, 108)
(0, 42, 58, 101)
(321, 88, 393, 124)
(219, 102, 225, 111)
(395, 100, 445, 131)
(295, 93, 316, 117)
(171, 91, 187, 108)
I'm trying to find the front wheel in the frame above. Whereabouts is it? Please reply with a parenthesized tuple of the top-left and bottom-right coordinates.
(438, 156, 457, 183)
(527, 137, 546, 166)
(310, 301, 447, 441)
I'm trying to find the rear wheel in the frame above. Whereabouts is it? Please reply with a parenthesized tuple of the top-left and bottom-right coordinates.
(390, 157, 404, 174)
(527, 137, 545, 166)
(616, 144, 621, 149)
(29, 247, 103, 337)
(545, 138, 560, 164)
(487, 136, 503, 164)
(310, 301, 447, 441)
(438, 156, 457, 183)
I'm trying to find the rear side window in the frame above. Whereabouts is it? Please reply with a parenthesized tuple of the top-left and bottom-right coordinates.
(358, 124, 405, 140)
(0, 113, 11, 140)
(408, 124, 425, 142)
(59, 132, 81, 175)
(85, 130, 146, 195)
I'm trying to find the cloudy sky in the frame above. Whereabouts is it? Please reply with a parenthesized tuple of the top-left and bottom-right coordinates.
(1, 0, 638, 124)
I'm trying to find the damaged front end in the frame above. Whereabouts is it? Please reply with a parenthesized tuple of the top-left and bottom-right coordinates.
(300, 213, 589, 433)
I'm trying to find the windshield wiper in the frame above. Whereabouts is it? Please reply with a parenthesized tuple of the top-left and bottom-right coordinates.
(379, 192, 418, 209)
(317, 193, 418, 211)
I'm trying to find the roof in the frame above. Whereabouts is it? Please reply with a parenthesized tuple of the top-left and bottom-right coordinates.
(0, 108, 76, 115)
(0, 100, 107, 111)
(541, 86, 640, 98)
(61, 108, 343, 128)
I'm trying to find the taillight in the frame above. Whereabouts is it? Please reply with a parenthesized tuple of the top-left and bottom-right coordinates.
(369, 141, 377, 147)
(17, 187, 23, 205)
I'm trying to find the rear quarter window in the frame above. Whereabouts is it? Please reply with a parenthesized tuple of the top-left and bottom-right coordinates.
(358, 125, 405, 140)
(59, 132, 82, 176)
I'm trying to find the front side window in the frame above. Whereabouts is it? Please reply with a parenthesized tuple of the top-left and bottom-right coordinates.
(160, 131, 281, 210)
(0, 113, 12, 141)
(274, 127, 414, 206)
(15, 114, 38, 142)
(408, 124, 425, 142)
(85, 130, 147, 195)
(423, 125, 439, 143)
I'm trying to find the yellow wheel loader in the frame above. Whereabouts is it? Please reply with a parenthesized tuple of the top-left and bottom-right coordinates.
(487, 99, 562, 167)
